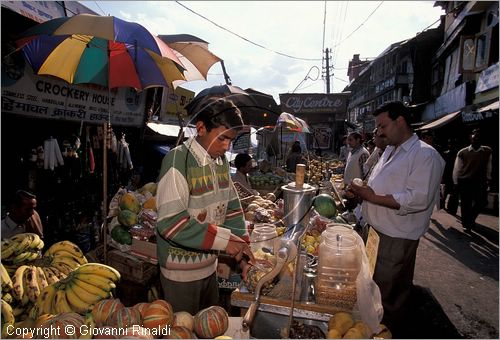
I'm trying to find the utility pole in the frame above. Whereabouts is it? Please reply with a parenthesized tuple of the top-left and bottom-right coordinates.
(323, 48, 333, 94)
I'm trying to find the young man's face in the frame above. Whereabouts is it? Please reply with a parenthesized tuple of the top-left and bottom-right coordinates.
(347, 135, 361, 148)
(196, 121, 238, 159)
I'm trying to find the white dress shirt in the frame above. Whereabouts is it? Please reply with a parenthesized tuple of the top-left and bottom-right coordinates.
(362, 134, 445, 240)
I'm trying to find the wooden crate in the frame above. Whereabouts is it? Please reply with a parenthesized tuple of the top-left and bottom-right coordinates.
(107, 249, 158, 284)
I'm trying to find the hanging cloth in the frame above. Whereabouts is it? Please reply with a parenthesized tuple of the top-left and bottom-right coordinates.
(43, 137, 64, 170)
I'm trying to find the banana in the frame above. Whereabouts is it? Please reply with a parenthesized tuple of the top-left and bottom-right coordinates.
(29, 303, 40, 320)
(67, 280, 102, 305)
(1, 299, 15, 338)
(36, 284, 58, 315)
(25, 266, 41, 303)
(35, 266, 49, 291)
(21, 269, 30, 306)
(45, 241, 84, 259)
(52, 256, 81, 270)
(12, 305, 26, 317)
(47, 266, 67, 280)
(52, 250, 88, 265)
(1, 241, 18, 259)
(0, 263, 13, 291)
(11, 265, 29, 300)
(51, 261, 74, 276)
(12, 251, 36, 265)
(2, 292, 13, 304)
(11, 234, 34, 255)
(41, 267, 59, 285)
(76, 263, 121, 282)
(73, 273, 116, 292)
(28, 234, 43, 250)
(64, 284, 92, 314)
(71, 278, 110, 300)
(54, 288, 73, 314)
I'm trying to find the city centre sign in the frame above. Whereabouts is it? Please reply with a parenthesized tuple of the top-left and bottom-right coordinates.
(279, 93, 348, 114)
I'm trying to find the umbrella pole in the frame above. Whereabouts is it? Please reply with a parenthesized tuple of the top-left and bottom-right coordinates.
(102, 121, 108, 265)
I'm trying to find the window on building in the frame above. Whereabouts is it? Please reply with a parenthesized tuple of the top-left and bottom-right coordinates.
(460, 28, 492, 73)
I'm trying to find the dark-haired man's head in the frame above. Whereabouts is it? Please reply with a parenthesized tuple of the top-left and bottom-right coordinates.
(372, 101, 413, 147)
(194, 98, 244, 159)
(347, 131, 363, 149)
(234, 153, 252, 172)
(9, 190, 37, 224)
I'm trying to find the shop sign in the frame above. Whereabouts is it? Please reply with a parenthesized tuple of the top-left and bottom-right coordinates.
(461, 110, 496, 123)
(2, 64, 145, 127)
(279, 93, 347, 115)
(159, 86, 195, 125)
(312, 126, 332, 149)
(1, 1, 66, 23)
(475, 62, 499, 93)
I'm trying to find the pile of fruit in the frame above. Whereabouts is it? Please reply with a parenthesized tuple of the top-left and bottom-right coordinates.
(110, 182, 158, 246)
(249, 173, 285, 189)
(326, 311, 392, 339)
(306, 159, 344, 186)
(1, 234, 124, 338)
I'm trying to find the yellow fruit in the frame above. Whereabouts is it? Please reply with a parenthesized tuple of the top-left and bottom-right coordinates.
(328, 312, 354, 336)
(142, 197, 156, 211)
(119, 193, 141, 214)
(352, 321, 371, 338)
(343, 327, 365, 339)
(328, 328, 343, 339)
(373, 324, 392, 339)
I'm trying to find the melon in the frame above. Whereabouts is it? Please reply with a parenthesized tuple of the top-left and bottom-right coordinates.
(117, 210, 138, 227)
(162, 326, 197, 339)
(142, 299, 174, 330)
(39, 312, 84, 339)
(120, 193, 141, 214)
(193, 306, 229, 338)
(313, 194, 337, 218)
(132, 302, 149, 320)
(140, 182, 157, 196)
(108, 307, 141, 329)
(92, 299, 125, 327)
(173, 311, 194, 331)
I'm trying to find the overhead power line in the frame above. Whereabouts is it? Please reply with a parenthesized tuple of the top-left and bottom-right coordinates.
(175, 1, 322, 61)
(333, 1, 384, 48)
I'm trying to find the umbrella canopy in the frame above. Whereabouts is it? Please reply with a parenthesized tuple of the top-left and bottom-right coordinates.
(185, 84, 258, 117)
(158, 34, 221, 87)
(16, 14, 186, 90)
(17, 34, 185, 90)
(276, 112, 311, 133)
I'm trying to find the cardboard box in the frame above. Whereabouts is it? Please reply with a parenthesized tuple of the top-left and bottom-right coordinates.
(131, 239, 158, 264)
(108, 249, 158, 284)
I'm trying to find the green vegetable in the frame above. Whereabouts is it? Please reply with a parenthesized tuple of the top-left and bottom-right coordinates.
(313, 194, 337, 219)
(111, 225, 132, 245)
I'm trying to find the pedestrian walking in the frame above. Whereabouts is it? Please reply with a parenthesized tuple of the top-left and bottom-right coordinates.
(452, 128, 492, 233)
(348, 101, 445, 335)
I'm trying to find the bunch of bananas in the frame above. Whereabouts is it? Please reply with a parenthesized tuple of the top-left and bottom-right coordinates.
(1, 263, 14, 303)
(36, 263, 121, 316)
(1, 298, 15, 338)
(1, 233, 44, 266)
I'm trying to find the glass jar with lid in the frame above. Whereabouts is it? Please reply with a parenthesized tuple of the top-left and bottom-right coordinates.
(316, 227, 361, 310)
(249, 223, 278, 255)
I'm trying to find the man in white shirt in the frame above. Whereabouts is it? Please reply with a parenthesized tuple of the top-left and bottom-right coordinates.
(348, 101, 445, 335)
(343, 131, 370, 185)
(1, 190, 44, 240)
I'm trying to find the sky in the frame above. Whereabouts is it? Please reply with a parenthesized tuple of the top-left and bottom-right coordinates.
(80, 1, 445, 102)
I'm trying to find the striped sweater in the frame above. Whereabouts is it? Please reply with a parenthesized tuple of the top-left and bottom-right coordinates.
(156, 137, 248, 282)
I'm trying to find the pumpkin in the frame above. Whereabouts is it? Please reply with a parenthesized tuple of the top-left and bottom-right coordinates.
(92, 298, 125, 327)
(107, 307, 142, 329)
(173, 311, 194, 331)
(39, 312, 84, 339)
(34, 314, 55, 328)
(121, 327, 154, 339)
(193, 306, 229, 338)
(142, 299, 174, 330)
(162, 326, 197, 339)
(132, 302, 150, 320)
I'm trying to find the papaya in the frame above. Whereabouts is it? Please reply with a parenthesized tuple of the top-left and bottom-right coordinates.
(111, 225, 132, 245)
(143, 197, 156, 211)
(120, 192, 141, 214)
(118, 209, 138, 227)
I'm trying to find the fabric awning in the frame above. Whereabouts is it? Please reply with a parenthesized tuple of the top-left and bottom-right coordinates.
(417, 110, 461, 130)
(477, 100, 499, 112)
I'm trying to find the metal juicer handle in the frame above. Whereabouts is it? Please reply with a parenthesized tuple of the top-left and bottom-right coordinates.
(241, 245, 295, 331)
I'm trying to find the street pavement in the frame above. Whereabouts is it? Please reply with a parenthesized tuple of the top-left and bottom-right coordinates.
(404, 207, 499, 339)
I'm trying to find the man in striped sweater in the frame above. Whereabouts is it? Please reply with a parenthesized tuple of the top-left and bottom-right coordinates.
(156, 97, 254, 314)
